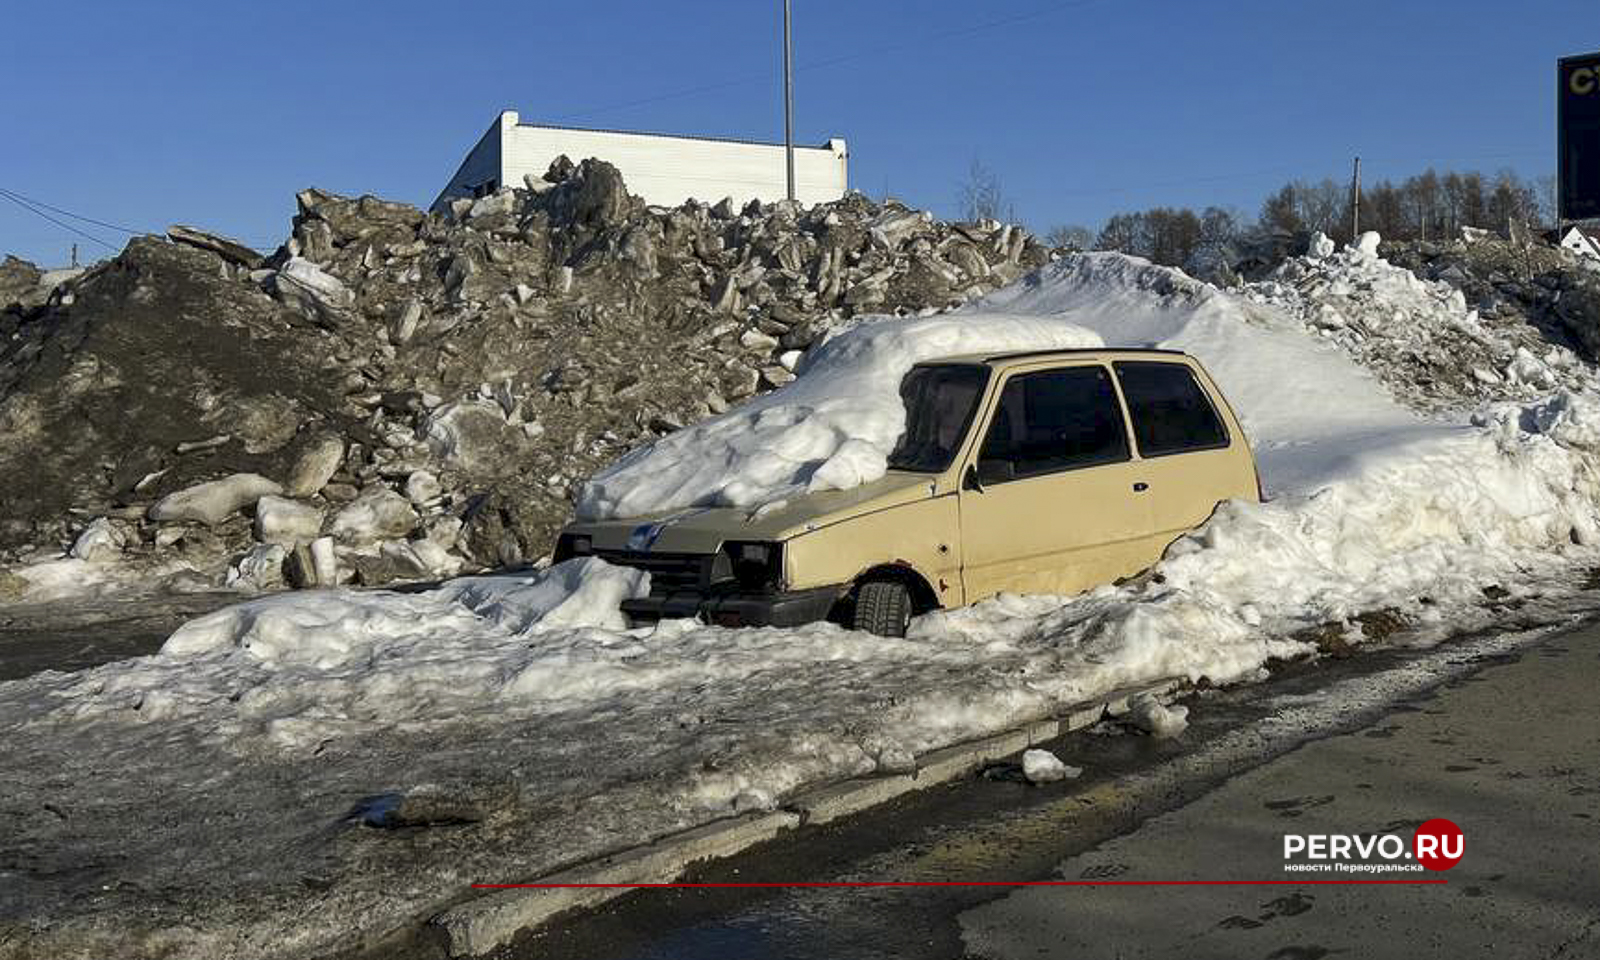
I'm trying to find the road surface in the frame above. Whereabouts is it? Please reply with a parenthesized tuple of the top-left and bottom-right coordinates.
(501, 614, 1600, 960)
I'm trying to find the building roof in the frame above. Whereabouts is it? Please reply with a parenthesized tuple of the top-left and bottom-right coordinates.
(1560, 225, 1600, 250)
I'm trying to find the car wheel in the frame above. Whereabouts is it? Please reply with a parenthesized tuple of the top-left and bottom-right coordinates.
(852, 579, 912, 637)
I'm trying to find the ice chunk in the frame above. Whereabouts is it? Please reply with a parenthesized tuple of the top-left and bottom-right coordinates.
(1126, 694, 1189, 739)
(1022, 748, 1080, 783)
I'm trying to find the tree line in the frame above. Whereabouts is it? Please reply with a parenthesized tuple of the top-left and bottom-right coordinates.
(957, 162, 1554, 271)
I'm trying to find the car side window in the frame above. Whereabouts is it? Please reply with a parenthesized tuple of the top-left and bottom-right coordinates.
(1114, 361, 1230, 457)
(977, 366, 1130, 480)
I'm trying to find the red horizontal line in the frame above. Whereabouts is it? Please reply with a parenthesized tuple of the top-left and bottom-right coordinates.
(473, 880, 1445, 888)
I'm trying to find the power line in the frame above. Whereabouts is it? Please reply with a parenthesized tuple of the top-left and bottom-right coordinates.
(0, 188, 119, 251)
(1, 185, 287, 254)
(0, 186, 144, 235)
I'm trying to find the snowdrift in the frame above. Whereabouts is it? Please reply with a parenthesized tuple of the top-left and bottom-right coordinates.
(17, 239, 1600, 763)
(5, 237, 1600, 958)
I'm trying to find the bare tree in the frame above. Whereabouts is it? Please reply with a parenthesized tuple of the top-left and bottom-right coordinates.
(1295, 179, 1347, 240)
(1045, 224, 1093, 250)
(957, 158, 1010, 223)
(1536, 174, 1558, 228)
(1259, 184, 1303, 235)
(1095, 212, 1148, 254)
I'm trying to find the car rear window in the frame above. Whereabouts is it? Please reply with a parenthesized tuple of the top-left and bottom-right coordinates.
(978, 365, 1129, 478)
(1114, 361, 1229, 457)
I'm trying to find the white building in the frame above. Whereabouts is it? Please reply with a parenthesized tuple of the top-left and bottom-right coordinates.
(433, 110, 848, 212)
(1558, 225, 1600, 259)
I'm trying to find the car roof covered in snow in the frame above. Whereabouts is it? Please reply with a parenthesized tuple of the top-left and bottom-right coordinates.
(914, 346, 1191, 368)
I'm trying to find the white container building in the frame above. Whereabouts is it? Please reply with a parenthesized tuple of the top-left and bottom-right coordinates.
(433, 110, 848, 212)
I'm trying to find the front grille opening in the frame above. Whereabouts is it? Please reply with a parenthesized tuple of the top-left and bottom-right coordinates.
(593, 550, 710, 594)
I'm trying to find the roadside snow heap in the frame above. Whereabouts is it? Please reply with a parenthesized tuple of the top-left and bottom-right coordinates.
(5, 234, 1600, 959)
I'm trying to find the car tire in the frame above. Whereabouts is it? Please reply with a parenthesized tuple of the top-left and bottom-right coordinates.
(852, 579, 912, 637)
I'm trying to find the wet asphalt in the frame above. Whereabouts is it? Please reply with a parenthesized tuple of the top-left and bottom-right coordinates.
(479, 607, 1600, 960)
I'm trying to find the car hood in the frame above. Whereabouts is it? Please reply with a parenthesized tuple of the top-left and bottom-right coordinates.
(566, 471, 941, 554)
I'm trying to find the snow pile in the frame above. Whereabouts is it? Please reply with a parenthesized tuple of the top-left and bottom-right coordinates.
(1245, 232, 1593, 414)
(576, 313, 1102, 520)
(6, 241, 1600, 957)
(18, 244, 1600, 762)
(40, 559, 651, 738)
(21, 245, 1600, 763)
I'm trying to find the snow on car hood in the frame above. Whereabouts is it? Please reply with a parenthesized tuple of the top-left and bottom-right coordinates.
(568, 470, 939, 552)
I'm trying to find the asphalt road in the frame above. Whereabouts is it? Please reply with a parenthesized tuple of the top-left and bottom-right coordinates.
(501, 613, 1600, 960)
(0, 592, 241, 681)
(963, 619, 1600, 960)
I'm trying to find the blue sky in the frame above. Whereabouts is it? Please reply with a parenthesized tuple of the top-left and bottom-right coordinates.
(0, 0, 1587, 265)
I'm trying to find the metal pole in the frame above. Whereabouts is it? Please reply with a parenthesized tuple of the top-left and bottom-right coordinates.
(783, 0, 795, 201)
(1351, 155, 1361, 239)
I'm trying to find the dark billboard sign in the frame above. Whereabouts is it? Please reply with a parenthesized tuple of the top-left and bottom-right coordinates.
(1560, 51, 1600, 220)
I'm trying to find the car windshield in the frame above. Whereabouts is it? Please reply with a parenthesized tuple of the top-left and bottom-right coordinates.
(887, 363, 990, 472)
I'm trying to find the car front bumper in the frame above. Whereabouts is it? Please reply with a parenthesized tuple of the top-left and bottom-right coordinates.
(621, 585, 843, 628)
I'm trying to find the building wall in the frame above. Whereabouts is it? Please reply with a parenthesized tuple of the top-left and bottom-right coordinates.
(435, 111, 847, 211)
(1560, 227, 1600, 258)
(432, 116, 505, 211)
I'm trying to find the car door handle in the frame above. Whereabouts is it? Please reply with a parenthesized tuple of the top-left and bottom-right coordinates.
(1132, 482, 1149, 492)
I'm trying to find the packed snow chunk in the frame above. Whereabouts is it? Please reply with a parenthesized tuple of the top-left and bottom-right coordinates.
(577, 312, 1102, 520)
(310, 535, 339, 586)
(1351, 231, 1382, 258)
(439, 558, 649, 633)
(163, 593, 460, 672)
(424, 401, 514, 472)
(1308, 232, 1336, 259)
(272, 256, 354, 325)
(228, 544, 286, 590)
(1125, 694, 1189, 738)
(404, 470, 442, 504)
(330, 487, 417, 544)
(1021, 748, 1080, 784)
(149, 473, 282, 525)
(5, 557, 187, 604)
(253, 495, 324, 546)
(70, 517, 129, 562)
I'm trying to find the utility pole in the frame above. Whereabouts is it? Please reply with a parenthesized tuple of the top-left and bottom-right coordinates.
(70, 243, 78, 268)
(1350, 156, 1361, 239)
(782, 0, 795, 202)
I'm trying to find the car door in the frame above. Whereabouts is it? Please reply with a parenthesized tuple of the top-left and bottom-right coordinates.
(957, 363, 1152, 601)
(1112, 360, 1247, 544)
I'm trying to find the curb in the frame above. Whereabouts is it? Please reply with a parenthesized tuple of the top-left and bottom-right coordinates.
(432, 677, 1184, 956)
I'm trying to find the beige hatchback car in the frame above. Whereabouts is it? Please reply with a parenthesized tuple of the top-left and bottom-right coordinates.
(554, 349, 1261, 636)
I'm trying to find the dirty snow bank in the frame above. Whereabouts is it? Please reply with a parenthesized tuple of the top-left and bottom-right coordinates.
(1246, 231, 1596, 413)
(576, 312, 1102, 520)
(45, 558, 651, 741)
(6, 242, 1600, 960)
(21, 244, 1600, 782)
